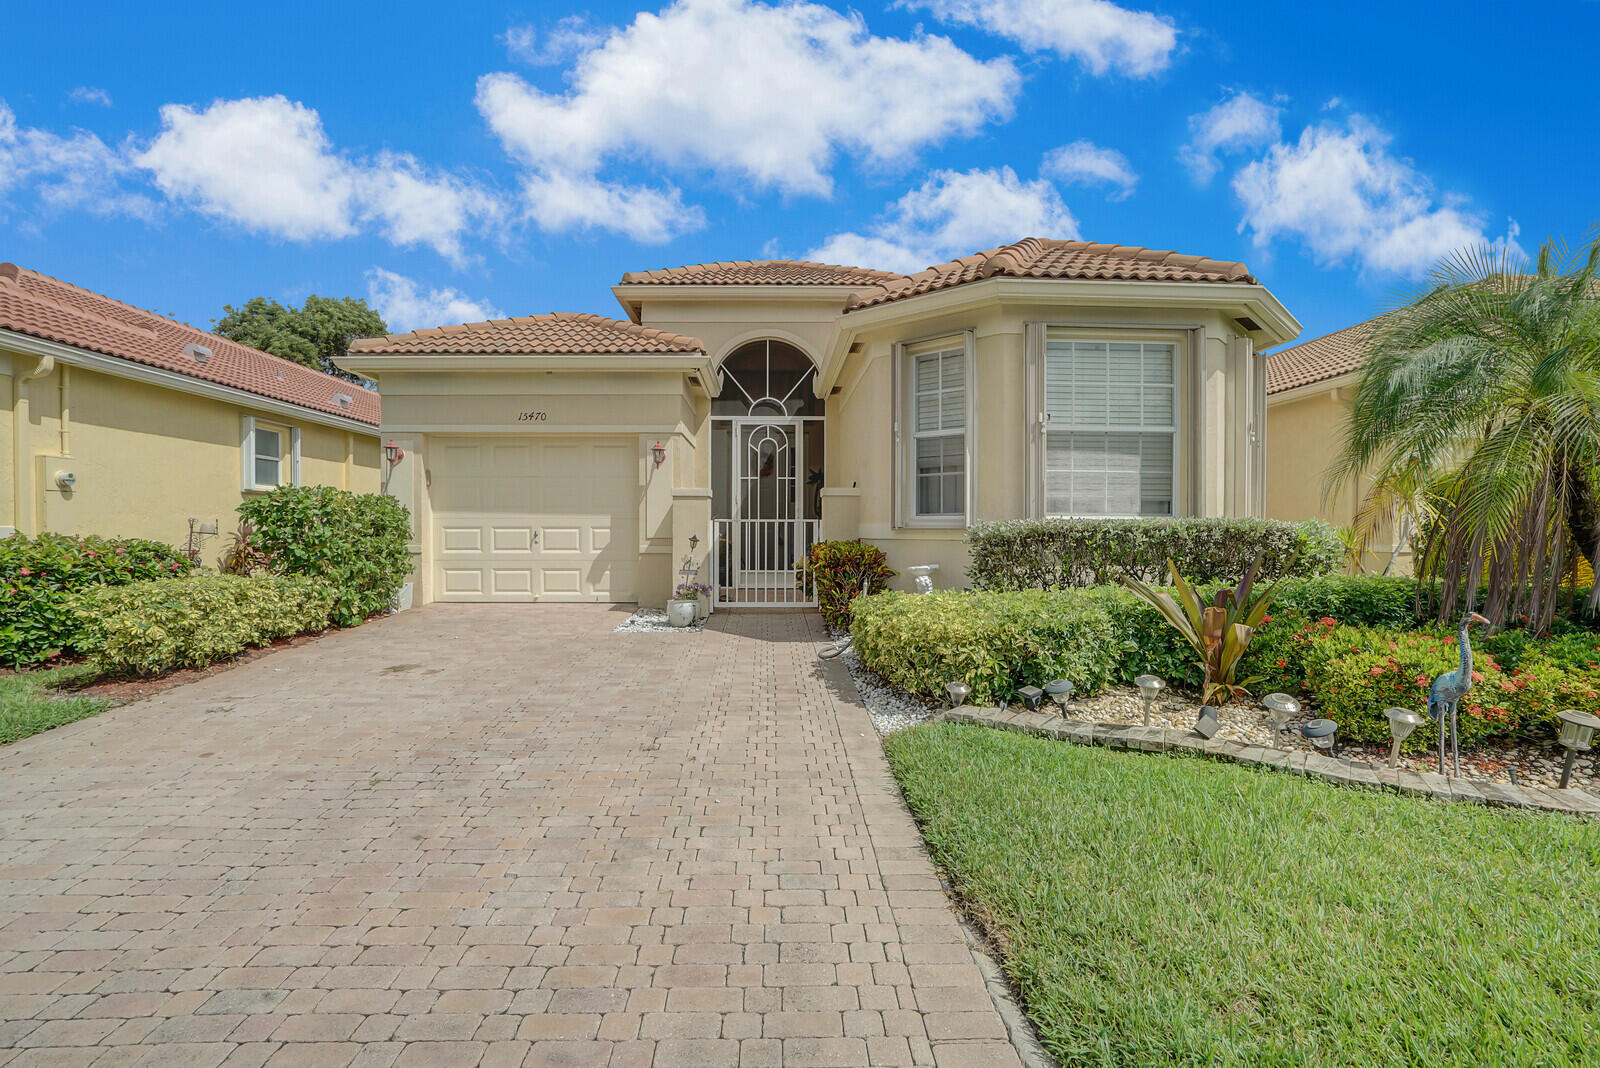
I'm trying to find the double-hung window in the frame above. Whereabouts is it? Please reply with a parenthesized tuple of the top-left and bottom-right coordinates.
(253, 426, 284, 488)
(907, 341, 968, 521)
(241, 416, 300, 492)
(1044, 338, 1176, 516)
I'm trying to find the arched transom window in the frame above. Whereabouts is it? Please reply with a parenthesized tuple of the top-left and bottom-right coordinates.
(713, 340, 824, 417)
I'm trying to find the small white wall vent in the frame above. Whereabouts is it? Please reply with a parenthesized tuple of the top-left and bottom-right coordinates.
(182, 342, 211, 363)
(333, 392, 353, 409)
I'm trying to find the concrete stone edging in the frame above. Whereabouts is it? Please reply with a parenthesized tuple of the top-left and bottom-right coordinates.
(941, 707, 1600, 817)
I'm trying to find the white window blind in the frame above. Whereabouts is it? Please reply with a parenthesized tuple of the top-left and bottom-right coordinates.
(912, 346, 966, 517)
(1044, 340, 1176, 516)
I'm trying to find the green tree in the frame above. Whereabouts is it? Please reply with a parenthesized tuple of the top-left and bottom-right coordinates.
(214, 295, 386, 381)
(1328, 236, 1600, 632)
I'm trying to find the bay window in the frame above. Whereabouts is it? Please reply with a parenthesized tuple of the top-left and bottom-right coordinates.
(1043, 338, 1177, 517)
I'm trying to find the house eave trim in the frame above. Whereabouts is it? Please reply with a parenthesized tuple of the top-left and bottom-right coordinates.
(336, 351, 718, 397)
(0, 329, 379, 435)
(1266, 371, 1361, 405)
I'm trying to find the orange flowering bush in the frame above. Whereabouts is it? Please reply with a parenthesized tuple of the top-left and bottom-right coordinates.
(1301, 626, 1600, 749)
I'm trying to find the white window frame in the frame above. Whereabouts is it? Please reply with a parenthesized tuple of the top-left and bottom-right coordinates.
(1033, 328, 1185, 520)
(894, 331, 976, 529)
(241, 415, 301, 493)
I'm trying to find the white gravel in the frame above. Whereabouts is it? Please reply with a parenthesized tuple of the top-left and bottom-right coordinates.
(612, 608, 706, 633)
(827, 632, 942, 734)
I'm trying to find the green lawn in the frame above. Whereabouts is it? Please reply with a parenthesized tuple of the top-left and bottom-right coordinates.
(885, 723, 1600, 1068)
(0, 665, 110, 746)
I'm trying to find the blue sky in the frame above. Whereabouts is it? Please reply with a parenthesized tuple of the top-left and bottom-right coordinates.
(3, 0, 1596, 347)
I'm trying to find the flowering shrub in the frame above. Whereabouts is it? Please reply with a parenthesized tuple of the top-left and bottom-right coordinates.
(0, 533, 195, 666)
(1237, 611, 1342, 695)
(850, 590, 1121, 704)
(73, 574, 332, 676)
(1299, 626, 1600, 749)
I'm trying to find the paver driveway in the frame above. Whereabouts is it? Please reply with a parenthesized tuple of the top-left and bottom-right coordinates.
(0, 606, 1019, 1068)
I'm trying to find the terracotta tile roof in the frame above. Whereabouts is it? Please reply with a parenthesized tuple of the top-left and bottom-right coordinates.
(619, 259, 904, 287)
(0, 262, 379, 426)
(1266, 317, 1380, 395)
(348, 312, 705, 356)
(845, 237, 1257, 311)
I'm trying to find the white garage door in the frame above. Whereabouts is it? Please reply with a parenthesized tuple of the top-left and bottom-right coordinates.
(430, 436, 639, 602)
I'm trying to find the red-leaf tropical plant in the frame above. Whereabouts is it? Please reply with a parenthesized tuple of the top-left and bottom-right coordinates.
(1120, 554, 1292, 706)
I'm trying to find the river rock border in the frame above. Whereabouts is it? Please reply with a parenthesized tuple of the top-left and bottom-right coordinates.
(943, 706, 1600, 817)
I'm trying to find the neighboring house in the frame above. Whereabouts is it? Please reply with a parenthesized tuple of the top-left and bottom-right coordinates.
(340, 237, 1299, 607)
(0, 263, 382, 548)
(1264, 315, 1412, 572)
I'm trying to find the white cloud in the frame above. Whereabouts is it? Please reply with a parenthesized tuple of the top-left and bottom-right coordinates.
(0, 101, 152, 219)
(521, 172, 704, 245)
(1179, 91, 1281, 183)
(807, 167, 1079, 274)
(502, 17, 605, 65)
(132, 96, 502, 262)
(476, 0, 1017, 241)
(900, 0, 1177, 77)
(366, 268, 504, 333)
(68, 87, 112, 107)
(1041, 140, 1138, 200)
(1232, 115, 1511, 277)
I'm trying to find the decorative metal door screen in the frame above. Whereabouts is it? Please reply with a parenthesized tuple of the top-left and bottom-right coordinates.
(714, 417, 818, 606)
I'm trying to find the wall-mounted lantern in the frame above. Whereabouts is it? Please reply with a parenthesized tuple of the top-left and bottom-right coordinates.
(688, 534, 699, 551)
(650, 440, 667, 469)
(384, 439, 404, 468)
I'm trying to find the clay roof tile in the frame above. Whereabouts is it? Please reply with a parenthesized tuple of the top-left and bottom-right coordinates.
(346, 311, 706, 356)
(0, 263, 379, 426)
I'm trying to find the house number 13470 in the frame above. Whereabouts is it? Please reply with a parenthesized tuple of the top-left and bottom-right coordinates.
(517, 410, 548, 422)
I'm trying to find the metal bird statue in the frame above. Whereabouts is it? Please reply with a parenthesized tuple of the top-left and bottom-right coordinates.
(1428, 611, 1492, 777)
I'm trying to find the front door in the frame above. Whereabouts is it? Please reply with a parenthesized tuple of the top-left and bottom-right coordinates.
(725, 417, 813, 605)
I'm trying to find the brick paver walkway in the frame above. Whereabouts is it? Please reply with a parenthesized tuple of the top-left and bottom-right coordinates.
(0, 606, 1019, 1068)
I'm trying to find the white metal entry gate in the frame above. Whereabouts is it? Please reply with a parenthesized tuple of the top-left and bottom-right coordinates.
(714, 417, 818, 607)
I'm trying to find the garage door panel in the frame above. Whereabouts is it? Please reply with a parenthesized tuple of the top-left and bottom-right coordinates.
(440, 526, 483, 553)
(431, 436, 639, 603)
(542, 526, 582, 553)
(440, 568, 484, 595)
(491, 569, 534, 595)
(490, 527, 533, 553)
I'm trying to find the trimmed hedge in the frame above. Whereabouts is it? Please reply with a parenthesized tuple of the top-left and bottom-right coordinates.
(967, 517, 1344, 589)
(239, 486, 411, 627)
(0, 533, 195, 667)
(73, 574, 333, 676)
(850, 590, 1122, 705)
(806, 540, 895, 628)
(851, 575, 1433, 706)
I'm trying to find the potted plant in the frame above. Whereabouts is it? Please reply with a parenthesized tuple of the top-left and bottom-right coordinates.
(668, 582, 709, 627)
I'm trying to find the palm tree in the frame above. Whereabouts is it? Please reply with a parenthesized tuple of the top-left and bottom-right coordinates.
(1328, 235, 1600, 632)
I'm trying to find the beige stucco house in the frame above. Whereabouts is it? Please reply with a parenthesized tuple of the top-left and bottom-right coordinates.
(0, 263, 382, 549)
(340, 238, 1300, 608)
(1264, 315, 1413, 572)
